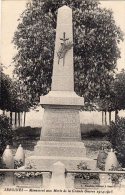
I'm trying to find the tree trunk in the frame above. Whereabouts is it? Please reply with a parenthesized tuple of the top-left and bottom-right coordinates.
(20, 112, 23, 127)
(102, 111, 104, 125)
(18, 112, 20, 127)
(15, 112, 17, 127)
(10, 112, 12, 125)
(3, 110, 5, 115)
(109, 111, 111, 125)
(105, 111, 107, 125)
(24, 112, 26, 127)
(115, 110, 119, 122)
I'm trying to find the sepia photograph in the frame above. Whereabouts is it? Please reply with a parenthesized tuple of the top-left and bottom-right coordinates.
(0, 0, 125, 194)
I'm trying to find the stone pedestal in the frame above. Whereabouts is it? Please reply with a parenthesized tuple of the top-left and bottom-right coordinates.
(33, 141, 86, 157)
(40, 95, 83, 141)
(26, 140, 96, 170)
(26, 97, 96, 170)
(26, 91, 93, 170)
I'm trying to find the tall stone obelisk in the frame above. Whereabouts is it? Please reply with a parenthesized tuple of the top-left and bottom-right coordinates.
(27, 5, 96, 170)
(40, 5, 84, 142)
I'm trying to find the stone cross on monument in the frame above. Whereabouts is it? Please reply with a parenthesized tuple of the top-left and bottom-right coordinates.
(27, 5, 96, 171)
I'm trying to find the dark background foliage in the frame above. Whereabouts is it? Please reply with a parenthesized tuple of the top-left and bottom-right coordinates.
(0, 115, 13, 155)
(109, 117, 125, 167)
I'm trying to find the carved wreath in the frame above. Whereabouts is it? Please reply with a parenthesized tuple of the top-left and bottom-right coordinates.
(57, 41, 73, 65)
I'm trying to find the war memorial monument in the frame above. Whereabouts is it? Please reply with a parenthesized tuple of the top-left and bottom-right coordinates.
(1, 4, 124, 194)
(26, 5, 96, 171)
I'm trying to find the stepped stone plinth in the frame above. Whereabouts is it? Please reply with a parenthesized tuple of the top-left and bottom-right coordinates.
(26, 5, 96, 170)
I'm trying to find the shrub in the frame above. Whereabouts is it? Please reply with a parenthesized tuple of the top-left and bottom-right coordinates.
(109, 165, 124, 186)
(97, 149, 108, 170)
(0, 156, 7, 182)
(14, 159, 24, 169)
(14, 163, 42, 179)
(76, 161, 99, 180)
(109, 117, 125, 167)
(0, 114, 13, 155)
(81, 124, 109, 140)
(15, 126, 41, 140)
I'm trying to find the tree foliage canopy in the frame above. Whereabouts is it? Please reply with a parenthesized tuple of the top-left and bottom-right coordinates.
(96, 69, 125, 112)
(13, 0, 124, 106)
(0, 64, 30, 112)
(0, 115, 13, 155)
(113, 70, 125, 111)
(109, 117, 125, 166)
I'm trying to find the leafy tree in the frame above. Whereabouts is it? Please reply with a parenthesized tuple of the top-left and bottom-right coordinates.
(109, 117, 125, 167)
(95, 76, 115, 124)
(0, 64, 12, 111)
(13, 0, 124, 106)
(0, 63, 30, 113)
(8, 80, 30, 113)
(96, 70, 125, 123)
(113, 70, 125, 113)
(0, 115, 13, 155)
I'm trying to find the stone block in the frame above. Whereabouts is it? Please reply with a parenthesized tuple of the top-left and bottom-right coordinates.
(105, 149, 118, 171)
(40, 91, 84, 107)
(40, 107, 82, 141)
(14, 144, 25, 165)
(26, 155, 96, 171)
(50, 161, 66, 188)
(34, 141, 86, 157)
(2, 145, 14, 168)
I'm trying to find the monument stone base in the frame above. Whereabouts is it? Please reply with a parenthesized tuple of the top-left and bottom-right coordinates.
(26, 92, 96, 171)
(26, 141, 96, 170)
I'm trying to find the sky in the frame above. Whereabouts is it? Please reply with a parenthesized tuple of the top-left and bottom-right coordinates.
(1, 0, 125, 77)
